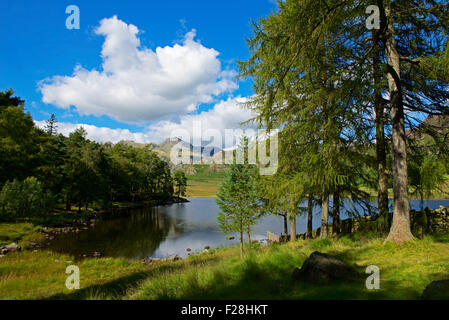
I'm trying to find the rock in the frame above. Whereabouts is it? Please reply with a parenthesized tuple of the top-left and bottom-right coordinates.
(186, 248, 192, 252)
(226, 235, 235, 240)
(6, 242, 21, 252)
(143, 257, 162, 264)
(167, 255, 181, 261)
(0, 242, 22, 255)
(422, 280, 449, 300)
(93, 252, 102, 258)
(204, 246, 210, 250)
(183, 166, 197, 175)
(292, 251, 358, 285)
(202, 249, 210, 254)
(144, 255, 181, 264)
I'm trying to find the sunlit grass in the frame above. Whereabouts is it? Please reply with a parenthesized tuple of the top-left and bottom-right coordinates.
(1, 232, 448, 300)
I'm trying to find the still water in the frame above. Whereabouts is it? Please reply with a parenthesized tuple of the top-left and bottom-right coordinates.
(48, 198, 449, 260)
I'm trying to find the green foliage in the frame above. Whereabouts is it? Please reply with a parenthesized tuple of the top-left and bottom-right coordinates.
(0, 89, 175, 220)
(216, 163, 261, 251)
(0, 177, 51, 220)
(0, 89, 40, 185)
(173, 170, 187, 198)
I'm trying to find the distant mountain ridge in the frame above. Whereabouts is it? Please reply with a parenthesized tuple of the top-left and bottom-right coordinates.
(120, 138, 223, 169)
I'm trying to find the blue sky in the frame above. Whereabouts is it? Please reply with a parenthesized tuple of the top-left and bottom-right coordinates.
(0, 0, 277, 143)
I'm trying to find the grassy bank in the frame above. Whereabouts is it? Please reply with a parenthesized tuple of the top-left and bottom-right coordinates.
(186, 165, 226, 198)
(1, 232, 449, 300)
(0, 223, 45, 247)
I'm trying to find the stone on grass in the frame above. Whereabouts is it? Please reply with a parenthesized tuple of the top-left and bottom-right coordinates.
(292, 251, 358, 285)
(422, 280, 449, 300)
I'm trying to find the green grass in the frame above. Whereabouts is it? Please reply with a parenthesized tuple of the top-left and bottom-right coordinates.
(186, 165, 227, 198)
(0, 250, 149, 299)
(0, 223, 45, 247)
(126, 234, 449, 300)
(2, 232, 449, 300)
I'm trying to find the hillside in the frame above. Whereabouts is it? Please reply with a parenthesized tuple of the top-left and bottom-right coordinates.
(183, 164, 228, 198)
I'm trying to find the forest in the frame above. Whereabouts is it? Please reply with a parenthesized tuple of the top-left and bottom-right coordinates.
(0, 89, 178, 221)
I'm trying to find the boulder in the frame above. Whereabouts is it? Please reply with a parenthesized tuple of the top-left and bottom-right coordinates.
(422, 280, 449, 300)
(144, 255, 182, 264)
(292, 251, 358, 285)
(143, 257, 162, 264)
(167, 255, 182, 262)
(0, 242, 22, 255)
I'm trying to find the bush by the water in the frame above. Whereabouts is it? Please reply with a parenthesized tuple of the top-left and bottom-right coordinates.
(0, 177, 51, 220)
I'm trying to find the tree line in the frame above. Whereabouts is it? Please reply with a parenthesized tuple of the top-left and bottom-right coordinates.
(0, 89, 177, 220)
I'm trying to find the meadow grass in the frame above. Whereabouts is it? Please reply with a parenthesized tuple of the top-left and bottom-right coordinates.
(185, 165, 226, 198)
(0, 223, 45, 247)
(1, 228, 448, 300)
(125, 234, 449, 300)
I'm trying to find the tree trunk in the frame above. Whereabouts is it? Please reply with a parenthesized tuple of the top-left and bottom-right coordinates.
(307, 196, 313, 239)
(332, 190, 340, 236)
(321, 194, 329, 238)
(290, 212, 296, 241)
(239, 231, 244, 258)
(373, 28, 389, 228)
(247, 230, 251, 247)
(66, 196, 71, 211)
(283, 213, 288, 236)
(381, 2, 413, 244)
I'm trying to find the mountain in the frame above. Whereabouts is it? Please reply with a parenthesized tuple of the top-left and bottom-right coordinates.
(121, 138, 223, 169)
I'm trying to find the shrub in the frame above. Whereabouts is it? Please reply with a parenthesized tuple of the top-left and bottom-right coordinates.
(0, 177, 50, 220)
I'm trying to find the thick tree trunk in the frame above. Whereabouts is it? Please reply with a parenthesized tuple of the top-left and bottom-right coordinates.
(321, 194, 329, 238)
(373, 29, 389, 226)
(307, 196, 313, 239)
(381, 2, 413, 243)
(332, 190, 340, 236)
(290, 212, 296, 242)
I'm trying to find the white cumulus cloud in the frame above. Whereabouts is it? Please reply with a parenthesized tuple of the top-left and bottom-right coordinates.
(39, 16, 237, 123)
(34, 97, 256, 146)
(146, 96, 258, 147)
(34, 120, 153, 144)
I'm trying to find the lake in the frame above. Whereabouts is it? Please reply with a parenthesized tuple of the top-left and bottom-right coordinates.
(47, 198, 449, 260)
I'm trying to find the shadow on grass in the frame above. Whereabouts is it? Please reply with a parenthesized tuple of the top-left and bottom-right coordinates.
(46, 254, 224, 300)
(46, 236, 449, 300)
